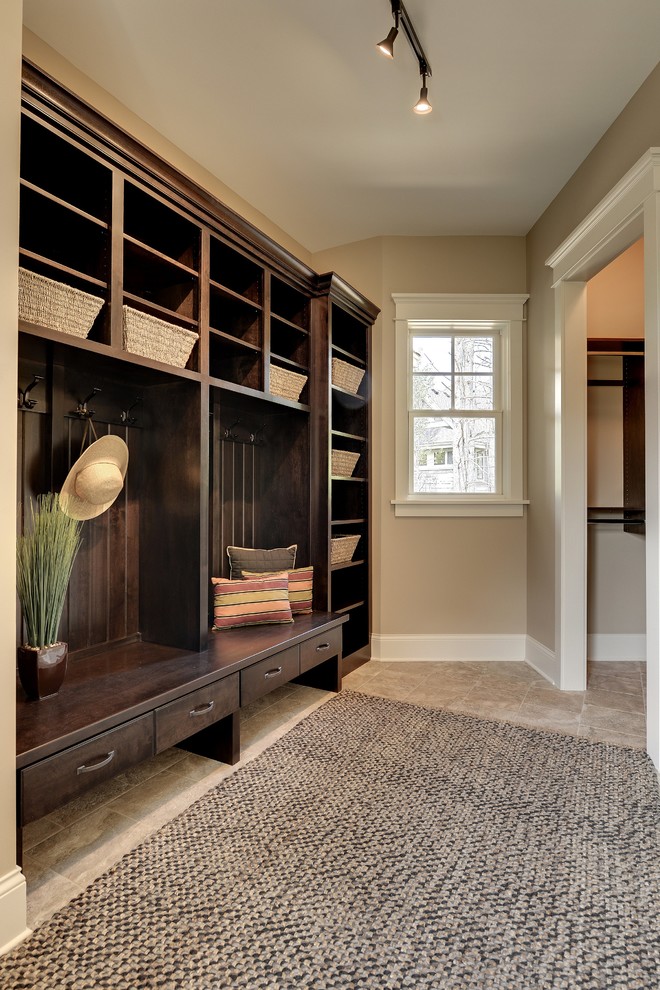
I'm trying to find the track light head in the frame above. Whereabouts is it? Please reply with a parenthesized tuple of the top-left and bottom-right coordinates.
(413, 71, 432, 114)
(376, 24, 399, 58)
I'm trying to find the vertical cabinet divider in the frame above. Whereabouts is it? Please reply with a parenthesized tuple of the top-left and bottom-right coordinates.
(110, 171, 124, 351)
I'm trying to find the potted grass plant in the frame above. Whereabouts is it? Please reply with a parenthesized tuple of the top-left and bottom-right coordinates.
(16, 492, 82, 699)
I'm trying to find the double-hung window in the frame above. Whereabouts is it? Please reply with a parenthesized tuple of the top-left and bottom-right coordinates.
(392, 294, 528, 517)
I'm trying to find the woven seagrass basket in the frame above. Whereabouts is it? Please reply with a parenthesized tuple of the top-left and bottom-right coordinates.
(331, 535, 360, 564)
(18, 267, 104, 338)
(332, 449, 360, 477)
(122, 306, 198, 368)
(331, 357, 365, 395)
(270, 365, 307, 402)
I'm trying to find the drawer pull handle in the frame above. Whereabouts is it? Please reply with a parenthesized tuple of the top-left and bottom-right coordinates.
(264, 666, 283, 679)
(316, 642, 331, 651)
(77, 750, 116, 775)
(190, 701, 215, 717)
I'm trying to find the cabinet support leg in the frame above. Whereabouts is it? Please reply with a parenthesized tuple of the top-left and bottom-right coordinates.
(294, 654, 342, 693)
(177, 710, 240, 765)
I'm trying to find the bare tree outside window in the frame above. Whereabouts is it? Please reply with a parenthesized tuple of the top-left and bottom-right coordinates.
(411, 335, 497, 493)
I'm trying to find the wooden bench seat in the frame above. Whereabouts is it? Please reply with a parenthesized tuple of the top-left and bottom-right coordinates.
(16, 612, 346, 860)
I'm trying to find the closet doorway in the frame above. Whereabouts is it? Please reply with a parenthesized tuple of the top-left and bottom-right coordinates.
(586, 241, 646, 666)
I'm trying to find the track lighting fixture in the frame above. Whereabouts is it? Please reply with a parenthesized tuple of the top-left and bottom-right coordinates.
(376, 0, 433, 115)
(376, 0, 400, 58)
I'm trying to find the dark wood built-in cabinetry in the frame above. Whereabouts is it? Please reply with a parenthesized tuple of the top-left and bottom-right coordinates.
(15, 62, 378, 841)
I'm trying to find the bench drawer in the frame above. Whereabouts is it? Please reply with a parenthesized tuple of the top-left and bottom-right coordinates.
(155, 674, 239, 753)
(300, 626, 342, 674)
(19, 714, 154, 825)
(240, 646, 299, 706)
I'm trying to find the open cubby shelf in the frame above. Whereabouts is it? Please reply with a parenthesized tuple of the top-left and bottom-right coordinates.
(20, 110, 113, 221)
(124, 235, 198, 278)
(210, 327, 262, 352)
(332, 429, 366, 442)
(124, 182, 200, 270)
(210, 278, 264, 311)
(20, 179, 109, 229)
(19, 250, 108, 292)
(271, 354, 307, 372)
(332, 343, 366, 367)
(122, 291, 199, 329)
(210, 238, 263, 304)
(20, 187, 109, 282)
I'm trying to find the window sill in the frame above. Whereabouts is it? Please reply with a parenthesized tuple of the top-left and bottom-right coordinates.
(391, 498, 529, 518)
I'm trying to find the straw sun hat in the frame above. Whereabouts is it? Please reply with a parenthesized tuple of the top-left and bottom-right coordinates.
(60, 435, 129, 521)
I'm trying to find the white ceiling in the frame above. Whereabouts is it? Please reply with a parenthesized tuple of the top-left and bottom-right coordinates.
(22, 0, 660, 253)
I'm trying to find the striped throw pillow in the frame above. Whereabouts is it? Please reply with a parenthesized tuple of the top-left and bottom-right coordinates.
(244, 566, 313, 614)
(211, 574, 293, 631)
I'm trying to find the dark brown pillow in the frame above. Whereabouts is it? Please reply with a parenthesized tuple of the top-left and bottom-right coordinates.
(226, 544, 297, 580)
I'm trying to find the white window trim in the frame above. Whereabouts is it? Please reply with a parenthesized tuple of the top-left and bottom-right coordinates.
(392, 293, 529, 517)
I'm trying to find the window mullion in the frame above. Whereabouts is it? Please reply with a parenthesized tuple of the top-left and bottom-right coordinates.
(450, 336, 455, 408)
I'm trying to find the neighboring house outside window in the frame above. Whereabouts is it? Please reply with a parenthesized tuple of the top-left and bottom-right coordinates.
(392, 294, 529, 517)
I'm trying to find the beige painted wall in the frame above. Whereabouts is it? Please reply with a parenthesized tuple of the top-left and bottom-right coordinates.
(587, 238, 644, 338)
(586, 240, 645, 641)
(526, 63, 660, 653)
(0, 0, 26, 954)
(314, 236, 528, 637)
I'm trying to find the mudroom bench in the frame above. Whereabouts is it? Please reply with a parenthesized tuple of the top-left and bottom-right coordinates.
(16, 612, 346, 861)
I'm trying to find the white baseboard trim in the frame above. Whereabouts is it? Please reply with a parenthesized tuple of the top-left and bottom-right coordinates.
(0, 866, 29, 956)
(587, 633, 646, 662)
(525, 636, 559, 686)
(369, 633, 560, 686)
(370, 634, 526, 663)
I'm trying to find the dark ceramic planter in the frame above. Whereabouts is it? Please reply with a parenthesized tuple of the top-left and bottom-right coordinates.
(17, 642, 68, 700)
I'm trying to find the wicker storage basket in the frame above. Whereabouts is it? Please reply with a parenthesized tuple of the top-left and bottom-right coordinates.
(270, 365, 308, 402)
(122, 306, 198, 368)
(331, 535, 361, 564)
(332, 357, 365, 394)
(18, 267, 104, 338)
(332, 449, 360, 477)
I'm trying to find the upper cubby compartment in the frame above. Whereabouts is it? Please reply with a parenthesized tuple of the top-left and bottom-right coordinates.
(124, 182, 200, 271)
(210, 238, 262, 304)
(271, 276, 308, 330)
(19, 113, 111, 346)
(270, 275, 309, 373)
(20, 112, 112, 224)
(20, 186, 109, 287)
(123, 241, 198, 324)
(208, 237, 263, 374)
(123, 182, 200, 327)
(331, 301, 367, 365)
(19, 113, 111, 292)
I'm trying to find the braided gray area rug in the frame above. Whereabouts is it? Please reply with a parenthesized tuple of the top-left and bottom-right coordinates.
(3, 690, 660, 989)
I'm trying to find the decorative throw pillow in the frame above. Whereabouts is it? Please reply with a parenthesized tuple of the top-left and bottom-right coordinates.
(244, 565, 313, 614)
(211, 574, 293, 630)
(226, 544, 297, 580)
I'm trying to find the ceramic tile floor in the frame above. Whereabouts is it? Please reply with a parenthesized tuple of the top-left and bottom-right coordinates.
(22, 657, 646, 930)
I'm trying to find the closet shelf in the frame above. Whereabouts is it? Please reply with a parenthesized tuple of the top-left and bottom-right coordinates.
(587, 506, 645, 525)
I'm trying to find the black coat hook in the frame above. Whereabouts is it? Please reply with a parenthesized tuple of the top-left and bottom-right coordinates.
(75, 387, 102, 419)
(249, 422, 266, 444)
(224, 418, 241, 441)
(121, 396, 142, 426)
(18, 375, 44, 410)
